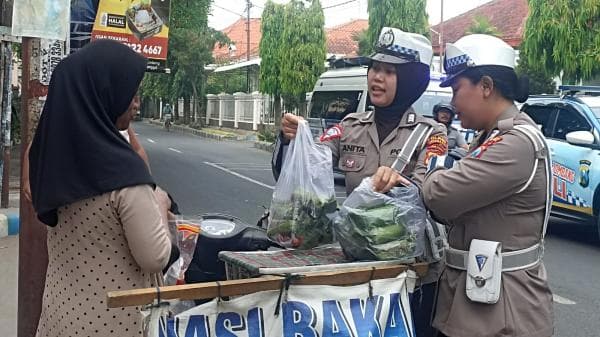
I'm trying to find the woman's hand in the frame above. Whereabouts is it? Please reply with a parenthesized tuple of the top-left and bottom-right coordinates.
(371, 167, 411, 193)
(281, 113, 304, 140)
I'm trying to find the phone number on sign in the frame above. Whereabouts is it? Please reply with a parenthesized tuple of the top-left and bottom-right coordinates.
(124, 43, 163, 57)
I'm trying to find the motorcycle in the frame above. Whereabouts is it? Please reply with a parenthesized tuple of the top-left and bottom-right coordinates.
(164, 113, 172, 131)
(183, 211, 281, 303)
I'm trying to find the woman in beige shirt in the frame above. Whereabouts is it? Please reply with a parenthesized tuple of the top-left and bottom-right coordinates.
(29, 39, 177, 337)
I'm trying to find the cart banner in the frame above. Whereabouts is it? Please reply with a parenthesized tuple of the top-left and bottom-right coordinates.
(91, 0, 171, 71)
(12, 0, 70, 40)
(151, 273, 416, 337)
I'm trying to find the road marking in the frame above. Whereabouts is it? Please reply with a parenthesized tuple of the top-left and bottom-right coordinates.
(204, 161, 275, 190)
(168, 147, 183, 154)
(553, 294, 576, 305)
(233, 168, 272, 171)
(147, 138, 156, 143)
(210, 162, 270, 165)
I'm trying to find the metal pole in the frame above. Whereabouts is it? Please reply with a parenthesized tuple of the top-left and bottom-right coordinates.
(439, 0, 444, 72)
(246, 0, 251, 93)
(18, 37, 48, 337)
(1, 40, 12, 208)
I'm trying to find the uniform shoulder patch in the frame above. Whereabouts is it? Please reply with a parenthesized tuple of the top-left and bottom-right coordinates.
(342, 111, 368, 122)
(424, 134, 448, 165)
(470, 135, 503, 158)
(320, 124, 343, 142)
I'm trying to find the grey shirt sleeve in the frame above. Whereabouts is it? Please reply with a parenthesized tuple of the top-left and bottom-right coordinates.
(454, 128, 468, 147)
(113, 185, 172, 273)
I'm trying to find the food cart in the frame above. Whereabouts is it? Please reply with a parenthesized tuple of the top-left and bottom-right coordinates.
(107, 244, 428, 337)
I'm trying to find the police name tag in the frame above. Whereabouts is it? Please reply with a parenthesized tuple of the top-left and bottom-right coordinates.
(466, 239, 502, 304)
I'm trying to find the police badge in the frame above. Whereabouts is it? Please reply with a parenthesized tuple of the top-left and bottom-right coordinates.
(579, 160, 591, 188)
(379, 29, 395, 48)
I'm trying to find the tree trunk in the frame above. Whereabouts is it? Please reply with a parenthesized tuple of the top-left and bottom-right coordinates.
(183, 96, 190, 124)
(174, 99, 180, 121)
(274, 95, 282, 127)
(192, 83, 198, 126)
(141, 97, 149, 118)
(153, 99, 160, 119)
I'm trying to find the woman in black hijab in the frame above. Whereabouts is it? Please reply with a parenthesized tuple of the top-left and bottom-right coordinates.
(31, 40, 175, 337)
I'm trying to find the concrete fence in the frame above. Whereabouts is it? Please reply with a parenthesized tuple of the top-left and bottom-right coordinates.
(206, 92, 275, 131)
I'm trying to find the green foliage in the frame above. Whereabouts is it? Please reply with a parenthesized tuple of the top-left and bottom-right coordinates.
(279, 0, 327, 110)
(206, 70, 247, 94)
(516, 51, 556, 94)
(352, 29, 371, 57)
(140, 0, 230, 124)
(365, 0, 428, 54)
(259, 1, 285, 97)
(257, 125, 277, 143)
(466, 15, 501, 36)
(522, 0, 600, 82)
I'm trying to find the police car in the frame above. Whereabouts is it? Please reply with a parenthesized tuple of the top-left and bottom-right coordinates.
(521, 85, 600, 239)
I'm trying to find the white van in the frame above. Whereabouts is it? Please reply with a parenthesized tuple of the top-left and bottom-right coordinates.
(307, 66, 477, 143)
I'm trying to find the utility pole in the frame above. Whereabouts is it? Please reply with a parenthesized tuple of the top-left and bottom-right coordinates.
(0, 38, 13, 208)
(18, 37, 49, 337)
(439, 0, 444, 72)
(246, 0, 251, 93)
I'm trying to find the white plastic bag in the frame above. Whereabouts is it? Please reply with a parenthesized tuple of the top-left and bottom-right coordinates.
(267, 120, 337, 249)
(334, 177, 426, 260)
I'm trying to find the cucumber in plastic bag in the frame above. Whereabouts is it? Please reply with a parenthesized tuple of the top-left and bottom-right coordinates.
(334, 177, 426, 261)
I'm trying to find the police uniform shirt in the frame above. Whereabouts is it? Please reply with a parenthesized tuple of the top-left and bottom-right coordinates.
(422, 105, 554, 337)
(447, 125, 467, 149)
(272, 108, 448, 195)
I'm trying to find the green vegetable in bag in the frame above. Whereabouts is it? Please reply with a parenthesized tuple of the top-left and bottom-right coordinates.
(268, 191, 337, 249)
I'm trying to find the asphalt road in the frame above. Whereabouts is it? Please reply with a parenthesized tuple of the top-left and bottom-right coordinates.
(135, 121, 599, 337)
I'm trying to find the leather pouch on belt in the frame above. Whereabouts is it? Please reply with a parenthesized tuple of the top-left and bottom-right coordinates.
(466, 239, 502, 304)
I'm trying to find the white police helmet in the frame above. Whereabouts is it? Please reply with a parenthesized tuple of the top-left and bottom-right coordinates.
(440, 34, 516, 87)
(369, 27, 433, 67)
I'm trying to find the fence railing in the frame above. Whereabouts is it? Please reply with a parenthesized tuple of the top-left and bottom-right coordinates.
(206, 92, 275, 130)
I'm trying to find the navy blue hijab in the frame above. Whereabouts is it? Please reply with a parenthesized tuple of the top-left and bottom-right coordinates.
(372, 62, 430, 144)
(29, 39, 154, 226)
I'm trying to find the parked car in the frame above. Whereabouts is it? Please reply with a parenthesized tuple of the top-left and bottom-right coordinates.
(521, 85, 600, 239)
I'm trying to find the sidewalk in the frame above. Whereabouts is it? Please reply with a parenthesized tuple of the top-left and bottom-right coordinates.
(144, 119, 275, 152)
(0, 234, 18, 337)
(146, 118, 258, 141)
(0, 145, 22, 337)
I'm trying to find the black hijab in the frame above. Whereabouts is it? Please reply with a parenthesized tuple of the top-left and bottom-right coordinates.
(373, 63, 430, 144)
(29, 39, 154, 226)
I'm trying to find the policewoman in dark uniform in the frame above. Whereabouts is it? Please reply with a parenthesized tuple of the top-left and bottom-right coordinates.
(273, 27, 447, 337)
(422, 34, 554, 337)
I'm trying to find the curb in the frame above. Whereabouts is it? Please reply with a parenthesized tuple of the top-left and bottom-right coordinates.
(147, 119, 257, 142)
(253, 141, 275, 152)
(0, 209, 19, 238)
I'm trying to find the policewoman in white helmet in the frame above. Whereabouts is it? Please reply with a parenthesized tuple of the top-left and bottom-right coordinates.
(421, 34, 554, 336)
(273, 27, 448, 337)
